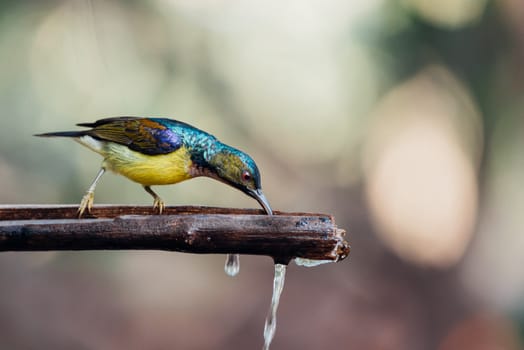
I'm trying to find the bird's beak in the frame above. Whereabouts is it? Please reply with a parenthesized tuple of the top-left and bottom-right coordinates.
(250, 189, 273, 215)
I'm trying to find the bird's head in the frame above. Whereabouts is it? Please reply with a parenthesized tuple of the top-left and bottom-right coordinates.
(208, 147, 272, 215)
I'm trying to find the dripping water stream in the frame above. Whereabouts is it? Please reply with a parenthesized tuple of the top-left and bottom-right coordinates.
(263, 263, 287, 350)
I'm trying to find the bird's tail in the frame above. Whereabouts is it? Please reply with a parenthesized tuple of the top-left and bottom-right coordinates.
(34, 131, 86, 138)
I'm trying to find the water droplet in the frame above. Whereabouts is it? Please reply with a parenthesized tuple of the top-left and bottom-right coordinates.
(294, 258, 334, 267)
(224, 254, 240, 277)
(263, 263, 287, 350)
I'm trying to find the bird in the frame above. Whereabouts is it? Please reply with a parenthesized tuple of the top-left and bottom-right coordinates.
(35, 116, 273, 217)
(36, 116, 273, 277)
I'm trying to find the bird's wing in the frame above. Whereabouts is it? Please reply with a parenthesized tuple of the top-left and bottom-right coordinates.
(82, 117, 183, 155)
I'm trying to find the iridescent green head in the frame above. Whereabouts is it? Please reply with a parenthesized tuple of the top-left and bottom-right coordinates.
(208, 146, 272, 214)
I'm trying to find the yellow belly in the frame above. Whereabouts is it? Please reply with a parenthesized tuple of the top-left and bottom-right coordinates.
(100, 143, 193, 186)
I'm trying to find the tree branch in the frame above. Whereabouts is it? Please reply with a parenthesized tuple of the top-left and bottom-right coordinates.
(0, 205, 350, 265)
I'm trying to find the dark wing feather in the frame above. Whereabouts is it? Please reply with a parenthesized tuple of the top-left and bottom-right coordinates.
(82, 117, 183, 155)
(76, 116, 140, 128)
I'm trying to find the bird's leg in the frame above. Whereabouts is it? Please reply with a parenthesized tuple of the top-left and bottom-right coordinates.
(143, 185, 165, 214)
(78, 167, 106, 217)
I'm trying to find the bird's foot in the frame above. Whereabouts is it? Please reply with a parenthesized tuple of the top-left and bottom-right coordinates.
(152, 197, 165, 214)
(78, 191, 94, 218)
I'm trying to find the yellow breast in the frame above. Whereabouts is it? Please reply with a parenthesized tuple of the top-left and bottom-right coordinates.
(100, 143, 193, 186)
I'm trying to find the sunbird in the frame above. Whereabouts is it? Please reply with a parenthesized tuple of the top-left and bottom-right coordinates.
(37, 116, 272, 276)
(36, 117, 273, 217)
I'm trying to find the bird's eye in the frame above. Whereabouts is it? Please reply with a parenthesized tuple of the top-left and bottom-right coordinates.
(241, 170, 252, 182)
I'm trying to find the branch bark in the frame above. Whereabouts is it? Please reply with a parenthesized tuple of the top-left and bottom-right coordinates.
(0, 205, 350, 265)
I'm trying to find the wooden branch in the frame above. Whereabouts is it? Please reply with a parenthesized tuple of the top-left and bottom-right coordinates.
(0, 205, 350, 265)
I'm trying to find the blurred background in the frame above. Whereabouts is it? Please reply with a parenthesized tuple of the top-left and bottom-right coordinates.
(0, 0, 523, 349)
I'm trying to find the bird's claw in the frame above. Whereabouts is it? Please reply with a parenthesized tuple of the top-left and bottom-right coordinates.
(153, 197, 165, 214)
(78, 191, 94, 218)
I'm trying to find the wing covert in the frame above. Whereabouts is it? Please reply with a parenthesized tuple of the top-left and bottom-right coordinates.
(84, 117, 183, 155)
